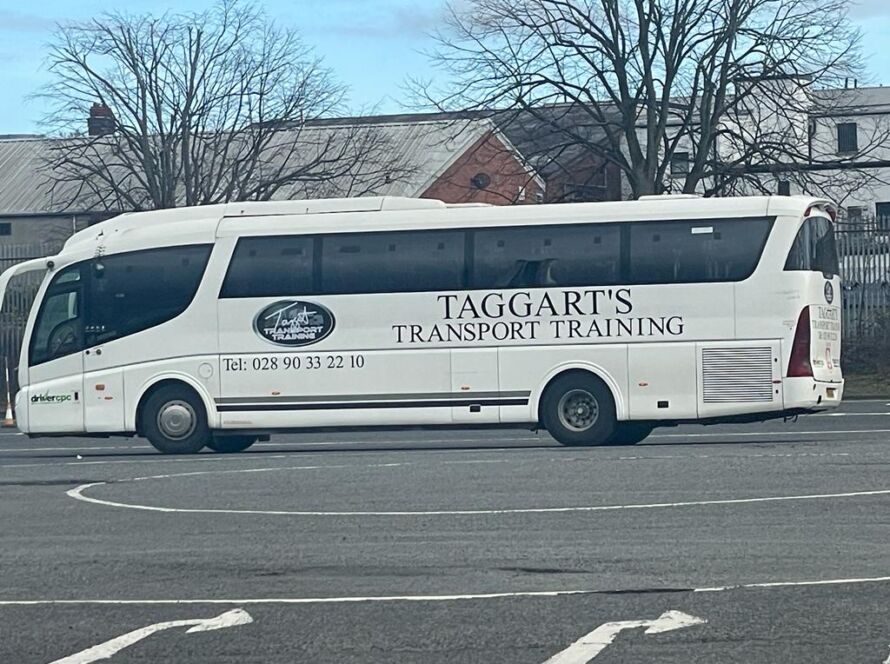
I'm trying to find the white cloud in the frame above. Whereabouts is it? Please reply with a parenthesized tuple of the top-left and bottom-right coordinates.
(850, 0, 890, 19)
(303, 1, 445, 39)
(0, 10, 55, 33)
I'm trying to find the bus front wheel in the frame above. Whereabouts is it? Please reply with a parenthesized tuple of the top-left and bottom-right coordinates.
(207, 435, 257, 454)
(142, 385, 210, 455)
(541, 373, 616, 446)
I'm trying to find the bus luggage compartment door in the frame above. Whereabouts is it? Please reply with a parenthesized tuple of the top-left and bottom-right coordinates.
(451, 349, 500, 424)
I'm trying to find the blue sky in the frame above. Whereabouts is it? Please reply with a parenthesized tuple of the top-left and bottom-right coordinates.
(0, 0, 888, 135)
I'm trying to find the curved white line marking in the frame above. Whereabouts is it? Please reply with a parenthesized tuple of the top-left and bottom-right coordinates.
(66, 464, 890, 516)
(1, 575, 890, 606)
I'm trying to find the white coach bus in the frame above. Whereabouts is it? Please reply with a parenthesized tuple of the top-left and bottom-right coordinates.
(0, 195, 843, 454)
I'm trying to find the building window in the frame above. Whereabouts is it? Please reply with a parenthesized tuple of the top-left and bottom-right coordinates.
(0, 223, 10, 236)
(670, 151, 689, 177)
(777, 181, 791, 196)
(846, 206, 864, 227)
(560, 183, 606, 202)
(876, 202, 890, 232)
(837, 122, 858, 153)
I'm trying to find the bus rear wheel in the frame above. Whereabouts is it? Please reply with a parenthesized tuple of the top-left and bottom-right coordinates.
(207, 435, 257, 454)
(142, 385, 210, 455)
(541, 373, 616, 446)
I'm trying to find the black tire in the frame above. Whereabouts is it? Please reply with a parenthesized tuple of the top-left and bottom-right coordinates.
(541, 372, 616, 446)
(141, 385, 210, 454)
(207, 435, 257, 454)
(608, 423, 654, 446)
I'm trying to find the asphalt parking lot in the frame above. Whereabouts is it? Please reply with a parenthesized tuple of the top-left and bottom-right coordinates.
(1, 400, 889, 663)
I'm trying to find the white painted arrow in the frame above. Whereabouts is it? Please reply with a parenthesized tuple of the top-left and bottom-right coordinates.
(542, 610, 706, 664)
(49, 608, 253, 664)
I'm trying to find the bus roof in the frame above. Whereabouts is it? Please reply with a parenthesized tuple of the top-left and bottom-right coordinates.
(59, 194, 834, 254)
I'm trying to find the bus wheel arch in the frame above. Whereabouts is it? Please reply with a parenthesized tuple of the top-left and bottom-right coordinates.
(536, 367, 621, 447)
(135, 378, 214, 454)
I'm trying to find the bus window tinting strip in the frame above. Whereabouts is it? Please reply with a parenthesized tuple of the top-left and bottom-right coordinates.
(215, 390, 531, 405)
(219, 217, 776, 298)
(217, 398, 530, 412)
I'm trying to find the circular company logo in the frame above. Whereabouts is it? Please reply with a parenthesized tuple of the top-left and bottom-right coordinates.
(824, 281, 834, 304)
(254, 300, 335, 347)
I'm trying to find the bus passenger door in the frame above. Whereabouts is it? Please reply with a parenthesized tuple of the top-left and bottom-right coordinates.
(80, 260, 126, 433)
(451, 349, 500, 423)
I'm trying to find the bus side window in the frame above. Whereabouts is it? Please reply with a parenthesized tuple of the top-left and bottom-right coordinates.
(629, 218, 772, 284)
(319, 230, 464, 295)
(784, 217, 839, 277)
(220, 236, 314, 298)
(472, 224, 621, 289)
(87, 245, 211, 346)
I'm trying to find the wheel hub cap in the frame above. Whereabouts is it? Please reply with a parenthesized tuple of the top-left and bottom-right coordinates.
(558, 389, 599, 432)
(158, 401, 196, 440)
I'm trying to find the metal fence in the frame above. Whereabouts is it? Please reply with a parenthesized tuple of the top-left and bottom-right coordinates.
(1, 244, 53, 402)
(836, 228, 890, 342)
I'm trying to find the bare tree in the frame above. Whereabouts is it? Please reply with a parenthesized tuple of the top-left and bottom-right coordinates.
(418, 0, 890, 200)
(38, 0, 409, 212)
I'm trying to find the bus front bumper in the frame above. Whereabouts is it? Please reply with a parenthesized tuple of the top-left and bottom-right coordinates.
(14, 389, 28, 433)
(784, 377, 844, 411)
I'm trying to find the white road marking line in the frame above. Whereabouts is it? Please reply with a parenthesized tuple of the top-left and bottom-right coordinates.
(1, 575, 889, 607)
(48, 609, 252, 664)
(3, 426, 890, 456)
(821, 412, 890, 416)
(3, 590, 594, 606)
(0, 435, 545, 453)
(883, 646, 890, 664)
(694, 575, 890, 592)
(9, 424, 890, 455)
(651, 428, 890, 438)
(66, 467, 890, 516)
(542, 610, 706, 664)
(2, 445, 151, 452)
(1, 442, 888, 471)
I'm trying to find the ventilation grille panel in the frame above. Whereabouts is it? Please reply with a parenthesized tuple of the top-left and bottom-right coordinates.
(702, 347, 774, 404)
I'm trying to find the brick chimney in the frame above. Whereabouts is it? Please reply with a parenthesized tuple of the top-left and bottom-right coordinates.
(87, 102, 115, 137)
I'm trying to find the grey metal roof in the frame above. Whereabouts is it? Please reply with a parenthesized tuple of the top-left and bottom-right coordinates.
(0, 137, 63, 216)
(305, 106, 618, 178)
(811, 86, 890, 115)
(0, 119, 496, 216)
